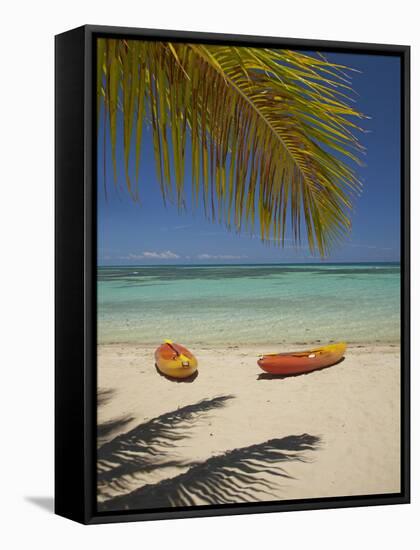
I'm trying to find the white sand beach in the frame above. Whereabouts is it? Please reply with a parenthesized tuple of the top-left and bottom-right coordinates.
(97, 343, 401, 509)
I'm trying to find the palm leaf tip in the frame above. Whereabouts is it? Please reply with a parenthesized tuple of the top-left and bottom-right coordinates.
(98, 39, 366, 256)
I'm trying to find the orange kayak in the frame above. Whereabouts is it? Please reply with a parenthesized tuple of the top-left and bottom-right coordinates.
(155, 340, 198, 379)
(258, 342, 346, 376)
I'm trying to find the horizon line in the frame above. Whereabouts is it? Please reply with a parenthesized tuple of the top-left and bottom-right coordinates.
(98, 260, 401, 268)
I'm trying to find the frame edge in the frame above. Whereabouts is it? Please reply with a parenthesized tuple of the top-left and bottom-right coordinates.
(55, 25, 89, 525)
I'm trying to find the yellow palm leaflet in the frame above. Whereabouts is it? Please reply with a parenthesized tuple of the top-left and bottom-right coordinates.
(98, 40, 366, 257)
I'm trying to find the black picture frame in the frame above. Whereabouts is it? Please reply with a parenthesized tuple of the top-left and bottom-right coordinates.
(55, 24, 410, 525)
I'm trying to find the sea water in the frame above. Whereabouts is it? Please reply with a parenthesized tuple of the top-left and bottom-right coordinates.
(97, 263, 400, 346)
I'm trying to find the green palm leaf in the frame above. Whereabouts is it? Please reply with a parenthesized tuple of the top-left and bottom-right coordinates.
(97, 39, 365, 256)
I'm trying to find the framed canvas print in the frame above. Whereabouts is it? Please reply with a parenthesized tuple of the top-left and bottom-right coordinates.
(55, 25, 410, 524)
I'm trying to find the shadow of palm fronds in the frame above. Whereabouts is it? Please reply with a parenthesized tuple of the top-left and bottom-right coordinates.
(99, 434, 320, 511)
(97, 415, 135, 446)
(97, 395, 234, 496)
(97, 388, 115, 407)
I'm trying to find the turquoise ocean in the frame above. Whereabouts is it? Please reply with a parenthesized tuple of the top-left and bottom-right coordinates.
(97, 263, 400, 346)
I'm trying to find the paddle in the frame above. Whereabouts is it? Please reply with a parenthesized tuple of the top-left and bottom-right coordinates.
(164, 339, 180, 356)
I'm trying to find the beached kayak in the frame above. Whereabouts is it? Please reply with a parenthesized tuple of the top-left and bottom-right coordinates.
(155, 340, 198, 379)
(258, 342, 346, 376)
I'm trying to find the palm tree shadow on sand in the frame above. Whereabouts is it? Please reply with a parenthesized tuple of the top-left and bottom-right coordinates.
(97, 395, 234, 498)
(257, 357, 346, 380)
(97, 389, 135, 446)
(97, 393, 321, 511)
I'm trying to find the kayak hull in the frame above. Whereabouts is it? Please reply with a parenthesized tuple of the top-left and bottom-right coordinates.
(155, 342, 198, 379)
(258, 342, 346, 376)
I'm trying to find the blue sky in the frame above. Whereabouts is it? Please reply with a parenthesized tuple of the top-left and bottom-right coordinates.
(97, 49, 401, 265)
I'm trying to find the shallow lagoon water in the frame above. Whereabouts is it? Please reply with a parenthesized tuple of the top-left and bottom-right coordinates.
(97, 263, 400, 346)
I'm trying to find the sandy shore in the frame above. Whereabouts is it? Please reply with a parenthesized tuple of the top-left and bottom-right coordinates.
(97, 343, 401, 509)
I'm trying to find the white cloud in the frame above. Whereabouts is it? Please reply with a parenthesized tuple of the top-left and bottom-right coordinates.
(160, 224, 192, 232)
(118, 250, 181, 260)
(345, 242, 393, 251)
(173, 224, 192, 231)
(142, 250, 180, 259)
(196, 253, 247, 260)
(123, 253, 144, 260)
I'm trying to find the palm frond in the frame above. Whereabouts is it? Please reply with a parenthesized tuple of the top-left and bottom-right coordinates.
(98, 40, 365, 255)
(99, 433, 321, 511)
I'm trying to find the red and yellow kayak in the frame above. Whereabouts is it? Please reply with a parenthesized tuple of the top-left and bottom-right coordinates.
(155, 340, 198, 379)
(258, 342, 346, 376)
